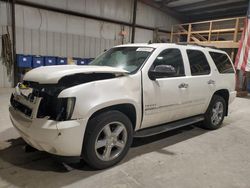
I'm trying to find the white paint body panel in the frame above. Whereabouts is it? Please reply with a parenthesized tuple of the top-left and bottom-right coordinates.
(23, 65, 128, 84)
(10, 106, 87, 156)
(9, 43, 236, 156)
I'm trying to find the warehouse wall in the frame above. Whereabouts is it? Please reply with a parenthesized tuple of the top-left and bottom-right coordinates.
(0, 26, 13, 88)
(13, 4, 130, 57)
(0, 3, 13, 87)
(0, 0, 180, 87)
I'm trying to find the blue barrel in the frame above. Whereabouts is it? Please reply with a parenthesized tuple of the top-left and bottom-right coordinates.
(73, 58, 84, 65)
(17, 54, 32, 68)
(76, 58, 93, 65)
(44, 56, 57, 66)
(32, 56, 44, 68)
(57, 57, 67, 65)
(77, 58, 87, 65)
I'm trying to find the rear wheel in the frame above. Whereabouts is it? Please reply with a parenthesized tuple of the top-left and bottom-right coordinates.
(202, 95, 226, 130)
(82, 110, 133, 169)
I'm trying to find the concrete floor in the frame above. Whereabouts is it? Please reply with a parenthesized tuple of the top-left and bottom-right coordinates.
(0, 88, 250, 188)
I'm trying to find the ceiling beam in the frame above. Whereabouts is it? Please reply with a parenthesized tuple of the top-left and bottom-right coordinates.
(189, 9, 246, 22)
(139, 0, 184, 21)
(161, 0, 178, 5)
(179, 1, 248, 14)
(174, 0, 246, 11)
(189, 7, 247, 17)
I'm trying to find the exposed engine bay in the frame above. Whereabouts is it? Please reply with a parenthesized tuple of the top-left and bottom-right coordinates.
(11, 73, 119, 121)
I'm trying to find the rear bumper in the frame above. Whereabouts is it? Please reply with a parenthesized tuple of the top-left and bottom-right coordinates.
(229, 91, 237, 104)
(9, 106, 87, 156)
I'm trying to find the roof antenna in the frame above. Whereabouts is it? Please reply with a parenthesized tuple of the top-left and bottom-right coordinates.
(148, 40, 152, 44)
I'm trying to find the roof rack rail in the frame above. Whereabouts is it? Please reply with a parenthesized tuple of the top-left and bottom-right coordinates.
(176, 42, 218, 49)
(176, 42, 205, 48)
(204, 46, 218, 49)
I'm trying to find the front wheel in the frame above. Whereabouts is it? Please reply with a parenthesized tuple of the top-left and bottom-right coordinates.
(202, 95, 226, 130)
(82, 110, 133, 169)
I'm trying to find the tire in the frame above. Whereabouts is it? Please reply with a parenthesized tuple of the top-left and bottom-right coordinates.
(82, 110, 133, 169)
(202, 95, 226, 130)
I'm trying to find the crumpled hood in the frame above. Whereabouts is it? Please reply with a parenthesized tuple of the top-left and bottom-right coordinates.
(23, 65, 128, 84)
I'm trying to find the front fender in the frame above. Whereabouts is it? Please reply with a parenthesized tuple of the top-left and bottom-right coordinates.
(58, 74, 142, 130)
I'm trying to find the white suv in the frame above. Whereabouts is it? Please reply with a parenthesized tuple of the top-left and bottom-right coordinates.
(9, 43, 236, 169)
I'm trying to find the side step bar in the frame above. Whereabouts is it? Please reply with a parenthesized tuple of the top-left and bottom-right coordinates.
(134, 115, 204, 138)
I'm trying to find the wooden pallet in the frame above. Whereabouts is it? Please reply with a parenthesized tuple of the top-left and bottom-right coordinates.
(236, 91, 249, 97)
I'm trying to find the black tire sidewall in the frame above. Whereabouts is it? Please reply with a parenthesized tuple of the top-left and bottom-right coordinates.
(204, 95, 226, 130)
(83, 110, 133, 169)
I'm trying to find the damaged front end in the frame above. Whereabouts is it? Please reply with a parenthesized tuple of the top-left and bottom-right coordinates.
(10, 82, 76, 121)
(9, 65, 129, 156)
(11, 72, 119, 121)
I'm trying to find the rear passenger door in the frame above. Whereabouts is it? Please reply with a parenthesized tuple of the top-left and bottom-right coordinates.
(183, 49, 216, 117)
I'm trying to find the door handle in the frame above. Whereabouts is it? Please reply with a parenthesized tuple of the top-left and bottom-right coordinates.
(207, 79, 216, 85)
(179, 83, 189, 89)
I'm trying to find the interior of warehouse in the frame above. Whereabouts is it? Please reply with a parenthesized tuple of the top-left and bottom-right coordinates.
(0, 0, 250, 187)
(0, 0, 178, 87)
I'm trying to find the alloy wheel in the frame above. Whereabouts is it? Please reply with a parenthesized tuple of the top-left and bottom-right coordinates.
(95, 122, 128, 161)
(211, 101, 224, 126)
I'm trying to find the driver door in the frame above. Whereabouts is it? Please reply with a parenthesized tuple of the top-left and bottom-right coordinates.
(141, 48, 190, 129)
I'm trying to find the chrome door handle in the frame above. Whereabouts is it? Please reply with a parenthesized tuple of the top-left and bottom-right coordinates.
(179, 83, 189, 89)
(207, 79, 216, 85)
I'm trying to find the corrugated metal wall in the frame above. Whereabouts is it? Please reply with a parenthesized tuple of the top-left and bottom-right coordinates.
(0, 2, 13, 88)
(14, 4, 129, 57)
(0, 0, 180, 87)
(0, 26, 13, 88)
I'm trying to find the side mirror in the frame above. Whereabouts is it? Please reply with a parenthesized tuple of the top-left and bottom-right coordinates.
(148, 65, 176, 80)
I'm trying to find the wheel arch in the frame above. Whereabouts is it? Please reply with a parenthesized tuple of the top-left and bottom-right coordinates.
(80, 103, 137, 158)
(87, 103, 137, 130)
(212, 89, 230, 116)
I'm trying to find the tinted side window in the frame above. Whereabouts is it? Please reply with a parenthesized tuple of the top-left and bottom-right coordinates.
(209, 52, 235, 73)
(151, 48, 185, 77)
(187, 50, 211, 76)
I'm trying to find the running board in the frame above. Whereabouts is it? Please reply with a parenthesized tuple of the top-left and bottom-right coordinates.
(134, 115, 204, 138)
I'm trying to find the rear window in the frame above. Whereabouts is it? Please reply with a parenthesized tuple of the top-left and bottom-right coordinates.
(209, 52, 235, 73)
(187, 50, 211, 76)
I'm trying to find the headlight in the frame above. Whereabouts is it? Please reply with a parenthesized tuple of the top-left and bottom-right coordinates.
(65, 97, 76, 120)
(37, 97, 76, 121)
(55, 97, 76, 121)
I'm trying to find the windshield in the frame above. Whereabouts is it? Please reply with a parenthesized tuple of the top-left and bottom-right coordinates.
(89, 47, 154, 73)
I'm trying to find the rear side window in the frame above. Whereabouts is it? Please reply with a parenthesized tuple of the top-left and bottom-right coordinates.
(209, 52, 235, 73)
(187, 50, 211, 76)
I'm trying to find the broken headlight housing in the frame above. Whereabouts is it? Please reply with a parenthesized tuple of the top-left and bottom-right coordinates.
(64, 97, 76, 120)
(21, 81, 76, 121)
(37, 97, 76, 121)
